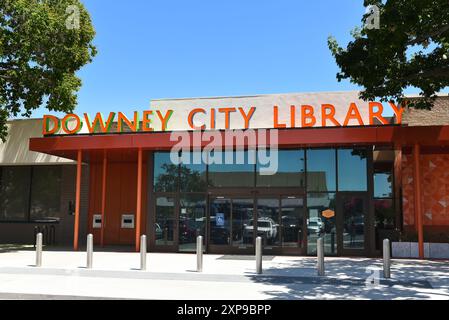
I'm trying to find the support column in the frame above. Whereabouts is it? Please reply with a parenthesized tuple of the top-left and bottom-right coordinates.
(101, 150, 107, 247)
(413, 143, 424, 259)
(74, 150, 82, 251)
(135, 148, 143, 252)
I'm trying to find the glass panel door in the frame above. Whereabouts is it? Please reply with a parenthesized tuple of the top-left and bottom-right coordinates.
(179, 194, 207, 252)
(155, 196, 176, 246)
(232, 199, 254, 248)
(281, 196, 305, 249)
(209, 197, 231, 245)
(307, 193, 337, 255)
(337, 193, 368, 255)
(256, 198, 281, 247)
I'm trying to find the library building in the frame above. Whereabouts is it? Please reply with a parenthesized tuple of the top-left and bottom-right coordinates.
(1, 91, 449, 258)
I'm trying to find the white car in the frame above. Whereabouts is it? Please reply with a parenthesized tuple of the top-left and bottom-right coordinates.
(244, 218, 278, 242)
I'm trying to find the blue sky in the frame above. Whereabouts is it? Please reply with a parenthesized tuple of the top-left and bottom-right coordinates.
(32, 1, 394, 118)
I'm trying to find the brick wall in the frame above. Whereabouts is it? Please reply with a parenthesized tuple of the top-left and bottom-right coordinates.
(402, 96, 449, 126)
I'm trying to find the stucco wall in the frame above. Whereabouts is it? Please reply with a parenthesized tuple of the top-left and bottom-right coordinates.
(0, 119, 73, 165)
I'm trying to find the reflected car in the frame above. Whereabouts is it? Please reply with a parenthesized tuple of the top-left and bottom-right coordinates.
(307, 221, 322, 235)
(243, 218, 278, 243)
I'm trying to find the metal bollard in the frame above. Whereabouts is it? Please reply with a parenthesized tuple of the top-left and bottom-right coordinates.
(383, 239, 391, 279)
(86, 234, 93, 269)
(196, 236, 203, 272)
(35, 233, 43, 267)
(140, 235, 147, 271)
(317, 237, 325, 276)
(256, 236, 262, 274)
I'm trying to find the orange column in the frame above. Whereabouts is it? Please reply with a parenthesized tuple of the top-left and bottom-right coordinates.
(74, 150, 82, 251)
(135, 148, 143, 252)
(101, 150, 107, 247)
(413, 143, 424, 259)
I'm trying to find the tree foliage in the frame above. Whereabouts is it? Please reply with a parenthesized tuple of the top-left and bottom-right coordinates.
(328, 0, 449, 109)
(0, 0, 96, 141)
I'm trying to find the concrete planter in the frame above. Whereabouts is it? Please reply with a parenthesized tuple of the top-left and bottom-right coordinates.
(392, 242, 449, 259)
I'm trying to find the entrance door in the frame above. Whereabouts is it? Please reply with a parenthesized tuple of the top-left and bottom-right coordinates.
(255, 195, 305, 255)
(208, 196, 255, 254)
(336, 193, 369, 256)
(154, 195, 178, 251)
(178, 194, 207, 252)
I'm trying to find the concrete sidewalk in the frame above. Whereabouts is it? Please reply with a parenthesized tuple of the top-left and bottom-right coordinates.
(0, 249, 448, 300)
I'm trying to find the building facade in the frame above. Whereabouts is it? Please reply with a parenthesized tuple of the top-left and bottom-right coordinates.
(1, 92, 449, 257)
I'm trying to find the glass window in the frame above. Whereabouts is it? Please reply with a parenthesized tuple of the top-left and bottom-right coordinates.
(0, 167, 31, 221)
(337, 148, 368, 191)
(180, 152, 207, 192)
(30, 166, 62, 221)
(306, 149, 336, 192)
(154, 152, 178, 192)
(257, 150, 305, 187)
(374, 171, 393, 198)
(208, 151, 255, 187)
(307, 193, 337, 255)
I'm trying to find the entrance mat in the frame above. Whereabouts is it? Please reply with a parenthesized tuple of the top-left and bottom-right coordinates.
(217, 255, 275, 261)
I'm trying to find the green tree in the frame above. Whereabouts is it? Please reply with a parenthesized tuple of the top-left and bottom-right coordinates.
(0, 0, 96, 141)
(328, 0, 449, 109)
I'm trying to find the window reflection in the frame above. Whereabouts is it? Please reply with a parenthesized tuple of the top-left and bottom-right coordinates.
(337, 148, 368, 191)
(306, 149, 336, 192)
(0, 167, 31, 221)
(155, 196, 175, 245)
(256, 198, 281, 246)
(232, 199, 254, 247)
(257, 150, 305, 187)
(209, 198, 231, 245)
(154, 153, 178, 192)
(281, 197, 304, 248)
(307, 193, 337, 255)
(208, 151, 255, 187)
(179, 194, 207, 252)
(180, 152, 207, 192)
(30, 166, 62, 221)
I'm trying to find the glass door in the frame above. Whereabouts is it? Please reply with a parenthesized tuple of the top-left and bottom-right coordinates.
(280, 196, 305, 254)
(336, 193, 369, 256)
(208, 196, 255, 253)
(178, 194, 207, 252)
(154, 195, 177, 251)
(209, 197, 232, 248)
(256, 195, 305, 255)
(256, 198, 281, 249)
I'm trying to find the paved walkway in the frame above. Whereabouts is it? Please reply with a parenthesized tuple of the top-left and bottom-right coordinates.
(0, 249, 448, 300)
